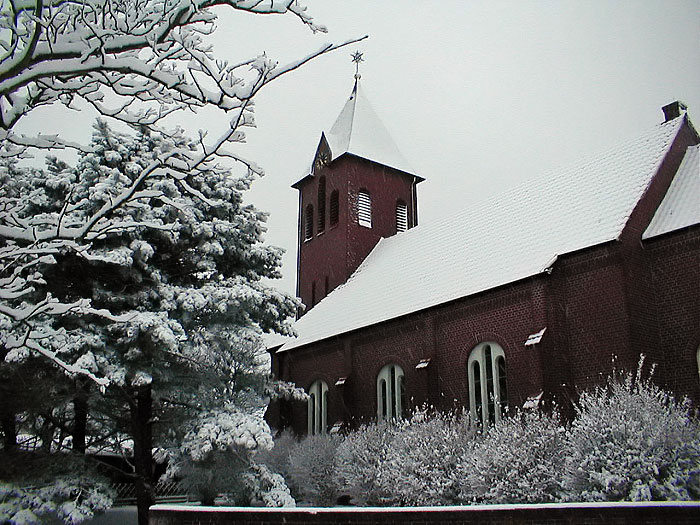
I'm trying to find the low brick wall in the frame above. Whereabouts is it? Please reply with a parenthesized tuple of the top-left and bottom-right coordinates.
(151, 501, 700, 524)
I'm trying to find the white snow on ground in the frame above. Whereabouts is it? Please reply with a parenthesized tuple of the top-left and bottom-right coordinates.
(151, 500, 700, 513)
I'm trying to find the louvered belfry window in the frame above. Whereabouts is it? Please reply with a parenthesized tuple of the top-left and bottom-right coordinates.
(396, 200, 408, 232)
(304, 204, 314, 241)
(330, 190, 339, 226)
(357, 190, 372, 228)
(317, 176, 326, 233)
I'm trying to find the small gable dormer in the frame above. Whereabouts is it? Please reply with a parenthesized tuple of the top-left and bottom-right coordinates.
(293, 80, 424, 316)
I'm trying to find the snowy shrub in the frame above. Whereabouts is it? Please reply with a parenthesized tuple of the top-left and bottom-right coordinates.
(561, 364, 700, 502)
(244, 463, 296, 508)
(379, 410, 475, 506)
(285, 433, 342, 506)
(255, 430, 298, 484)
(333, 422, 400, 505)
(0, 477, 112, 525)
(458, 409, 565, 504)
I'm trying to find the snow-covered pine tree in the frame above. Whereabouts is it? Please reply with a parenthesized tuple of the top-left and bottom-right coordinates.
(0, 121, 301, 523)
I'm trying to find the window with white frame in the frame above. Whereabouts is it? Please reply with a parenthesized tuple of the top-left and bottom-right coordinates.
(357, 189, 372, 228)
(467, 342, 507, 427)
(377, 364, 405, 421)
(307, 380, 328, 435)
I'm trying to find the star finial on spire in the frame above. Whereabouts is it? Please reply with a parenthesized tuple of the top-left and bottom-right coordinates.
(351, 50, 364, 81)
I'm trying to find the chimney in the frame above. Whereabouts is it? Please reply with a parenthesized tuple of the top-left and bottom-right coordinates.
(662, 101, 687, 122)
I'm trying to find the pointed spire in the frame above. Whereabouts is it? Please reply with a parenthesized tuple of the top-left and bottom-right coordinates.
(323, 69, 416, 176)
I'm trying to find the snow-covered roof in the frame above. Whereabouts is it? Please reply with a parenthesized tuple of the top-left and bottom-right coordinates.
(279, 116, 686, 353)
(323, 81, 416, 176)
(643, 144, 700, 239)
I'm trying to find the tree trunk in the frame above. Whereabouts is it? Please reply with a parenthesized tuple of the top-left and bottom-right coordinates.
(0, 410, 16, 452)
(130, 385, 154, 525)
(72, 381, 88, 454)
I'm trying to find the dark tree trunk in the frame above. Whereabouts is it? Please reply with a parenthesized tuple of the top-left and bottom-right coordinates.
(0, 410, 17, 452)
(130, 385, 154, 525)
(72, 381, 88, 453)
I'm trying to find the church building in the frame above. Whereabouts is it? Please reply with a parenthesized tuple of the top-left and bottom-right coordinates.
(267, 80, 700, 436)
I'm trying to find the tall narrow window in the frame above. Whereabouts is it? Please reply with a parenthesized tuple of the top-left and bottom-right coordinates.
(377, 364, 405, 421)
(304, 204, 314, 241)
(330, 190, 339, 226)
(317, 176, 326, 233)
(357, 190, 372, 228)
(311, 281, 316, 307)
(467, 343, 507, 427)
(396, 200, 408, 233)
(307, 380, 328, 435)
(324, 276, 329, 297)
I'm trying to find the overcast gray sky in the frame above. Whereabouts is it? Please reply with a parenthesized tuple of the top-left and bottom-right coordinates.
(16, 1, 700, 296)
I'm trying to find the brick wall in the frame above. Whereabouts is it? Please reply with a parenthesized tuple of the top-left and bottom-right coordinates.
(151, 502, 700, 525)
(645, 227, 700, 404)
(296, 154, 418, 315)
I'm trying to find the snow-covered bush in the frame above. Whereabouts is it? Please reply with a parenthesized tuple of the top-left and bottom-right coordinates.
(379, 410, 475, 506)
(333, 422, 400, 506)
(0, 476, 112, 525)
(255, 430, 298, 483)
(285, 433, 342, 506)
(244, 463, 296, 508)
(561, 364, 700, 502)
(458, 409, 565, 504)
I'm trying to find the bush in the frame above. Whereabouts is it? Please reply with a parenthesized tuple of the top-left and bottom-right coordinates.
(459, 409, 565, 504)
(380, 410, 475, 506)
(561, 364, 700, 502)
(333, 422, 400, 506)
(285, 433, 342, 506)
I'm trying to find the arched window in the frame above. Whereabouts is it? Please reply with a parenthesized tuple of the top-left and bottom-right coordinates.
(357, 189, 372, 228)
(467, 342, 507, 427)
(396, 199, 408, 233)
(377, 364, 405, 421)
(330, 190, 339, 226)
(304, 204, 314, 241)
(307, 380, 328, 435)
(317, 176, 326, 233)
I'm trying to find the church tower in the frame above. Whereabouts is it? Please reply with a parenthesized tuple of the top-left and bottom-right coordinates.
(293, 74, 424, 315)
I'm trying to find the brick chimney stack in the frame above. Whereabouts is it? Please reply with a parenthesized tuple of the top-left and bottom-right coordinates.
(662, 101, 687, 122)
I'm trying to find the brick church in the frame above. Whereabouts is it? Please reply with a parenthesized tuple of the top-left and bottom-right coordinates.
(267, 80, 700, 435)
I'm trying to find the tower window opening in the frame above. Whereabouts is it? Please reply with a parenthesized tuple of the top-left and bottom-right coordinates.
(330, 190, 339, 226)
(304, 204, 314, 241)
(358, 189, 372, 228)
(318, 176, 326, 233)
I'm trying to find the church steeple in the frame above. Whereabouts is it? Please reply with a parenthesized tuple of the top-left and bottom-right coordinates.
(293, 66, 423, 316)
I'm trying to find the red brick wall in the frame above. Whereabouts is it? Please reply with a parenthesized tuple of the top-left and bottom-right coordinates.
(296, 154, 418, 315)
(151, 502, 700, 525)
(645, 227, 700, 404)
